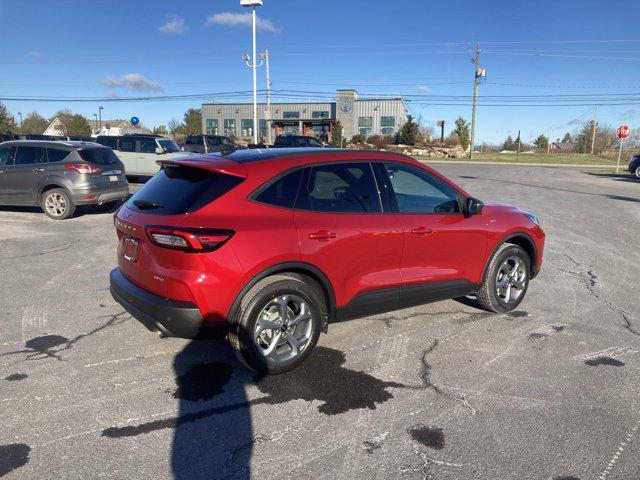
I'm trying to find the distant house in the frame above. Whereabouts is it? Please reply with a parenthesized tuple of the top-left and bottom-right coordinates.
(549, 142, 575, 152)
(43, 117, 150, 137)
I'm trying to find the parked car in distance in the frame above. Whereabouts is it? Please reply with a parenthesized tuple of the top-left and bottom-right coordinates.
(0, 140, 128, 219)
(181, 134, 242, 154)
(110, 148, 545, 374)
(273, 134, 325, 148)
(94, 134, 186, 177)
(629, 154, 640, 179)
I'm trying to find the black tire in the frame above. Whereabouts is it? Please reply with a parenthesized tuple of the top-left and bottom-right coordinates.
(634, 165, 640, 180)
(229, 273, 325, 374)
(477, 243, 531, 313)
(41, 188, 76, 220)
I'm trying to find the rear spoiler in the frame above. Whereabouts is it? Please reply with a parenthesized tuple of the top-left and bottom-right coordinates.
(156, 157, 246, 178)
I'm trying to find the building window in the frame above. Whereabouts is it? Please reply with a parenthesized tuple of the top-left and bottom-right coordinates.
(241, 119, 254, 138)
(312, 111, 329, 119)
(381, 116, 395, 135)
(358, 117, 373, 136)
(224, 119, 236, 137)
(283, 111, 299, 119)
(259, 119, 268, 138)
(206, 119, 218, 135)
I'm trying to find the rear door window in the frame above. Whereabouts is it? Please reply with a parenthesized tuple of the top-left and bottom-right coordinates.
(119, 138, 135, 152)
(308, 138, 323, 147)
(46, 148, 70, 163)
(0, 146, 11, 165)
(78, 148, 120, 165)
(137, 138, 157, 154)
(125, 165, 244, 215)
(294, 137, 307, 147)
(254, 169, 303, 208)
(300, 163, 381, 213)
(14, 146, 46, 165)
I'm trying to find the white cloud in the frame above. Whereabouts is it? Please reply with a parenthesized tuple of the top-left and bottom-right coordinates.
(205, 12, 281, 33)
(416, 85, 430, 93)
(158, 15, 188, 35)
(100, 73, 164, 92)
(25, 51, 43, 57)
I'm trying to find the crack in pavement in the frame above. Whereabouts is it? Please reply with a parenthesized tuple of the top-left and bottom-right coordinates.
(0, 241, 81, 261)
(419, 339, 476, 414)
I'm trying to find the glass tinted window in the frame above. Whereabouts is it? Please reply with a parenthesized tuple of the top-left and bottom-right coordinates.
(158, 139, 180, 153)
(224, 119, 236, 136)
(381, 116, 395, 135)
(186, 135, 201, 145)
(138, 138, 157, 153)
(221, 137, 235, 147)
(205, 137, 220, 146)
(312, 111, 329, 119)
(119, 137, 135, 152)
(14, 146, 46, 165)
(0, 146, 11, 165)
(126, 165, 244, 215)
(308, 137, 323, 147)
(47, 148, 70, 163)
(274, 136, 291, 146)
(384, 163, 460, 214)
(78, 148, 120, 165)
(358, 117, 373, 136)
(303, 163, 380, 213)
(294, 137, 307, 147)
(255, 169, 302, 209)
(283, 111, 299, 119)
(97, 137, 118, 149)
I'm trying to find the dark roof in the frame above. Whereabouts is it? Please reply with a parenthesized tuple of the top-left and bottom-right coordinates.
(0, 140, 102, 148)
(217, 147, 331, 163)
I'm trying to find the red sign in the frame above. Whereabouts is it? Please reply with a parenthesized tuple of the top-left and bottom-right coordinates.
(616, 125, 631, 139)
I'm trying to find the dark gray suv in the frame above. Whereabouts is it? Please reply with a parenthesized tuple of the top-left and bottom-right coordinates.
(0, 140, 129, 219)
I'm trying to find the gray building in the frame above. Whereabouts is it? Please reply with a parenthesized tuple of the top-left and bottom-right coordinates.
(201, 89, 406, 142)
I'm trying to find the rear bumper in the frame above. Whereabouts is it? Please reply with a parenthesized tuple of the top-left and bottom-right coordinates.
(110, 268, 224, 338)
(73, 186, 129, 206)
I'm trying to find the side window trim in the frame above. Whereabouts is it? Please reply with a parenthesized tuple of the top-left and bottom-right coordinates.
(380, 162, 464, 215)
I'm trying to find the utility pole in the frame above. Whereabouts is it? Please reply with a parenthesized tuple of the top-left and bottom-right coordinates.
(98, 106, 103, 133)
(590, 105, 598, 155)
(469, 43, 484, 159)
(264, 48, 272, 144)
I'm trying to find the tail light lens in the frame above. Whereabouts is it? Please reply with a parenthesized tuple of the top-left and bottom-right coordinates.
(66, 163, 101, 174)
(145, 227, 234, 252)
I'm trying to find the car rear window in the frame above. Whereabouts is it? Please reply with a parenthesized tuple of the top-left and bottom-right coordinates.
(125, 165, 244, 215)
(79, 148, 120, 165)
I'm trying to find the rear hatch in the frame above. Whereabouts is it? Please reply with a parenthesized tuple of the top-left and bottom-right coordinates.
(114, 157, 246, 298)
(78, 147, 127, 190)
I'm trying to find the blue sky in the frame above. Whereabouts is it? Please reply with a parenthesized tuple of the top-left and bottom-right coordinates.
(0, 0, 638, 143)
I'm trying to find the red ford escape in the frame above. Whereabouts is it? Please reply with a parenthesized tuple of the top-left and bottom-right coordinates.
(110, 148, 545, 374)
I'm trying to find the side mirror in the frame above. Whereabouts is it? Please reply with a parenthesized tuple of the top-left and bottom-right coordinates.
(465, 197, 484, 217)
(155, 146, 164, 155)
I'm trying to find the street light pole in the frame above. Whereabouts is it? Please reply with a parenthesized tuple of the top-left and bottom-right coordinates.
(241, 1, 264, 145)
(17, 112, 22, 131)
(98, 106, 104, 133)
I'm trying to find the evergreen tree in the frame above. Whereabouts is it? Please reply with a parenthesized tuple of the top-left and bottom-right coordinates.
(183, 108, 202, 135)
(502, 135, 515, 151)
(0, 102, 17, 134)
(533, 134, 549, 149)
(399, 115, 420, 145)
(330, 121, 344, 147)
(452, 116, 470, 150)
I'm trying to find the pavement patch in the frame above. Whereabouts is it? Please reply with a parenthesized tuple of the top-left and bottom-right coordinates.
(4, 373, 27, 382)
(584, 357, 625, 367)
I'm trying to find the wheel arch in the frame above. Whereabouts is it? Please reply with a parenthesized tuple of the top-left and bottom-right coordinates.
(226, 261, 336, 333)
(483, 232, 539, 281)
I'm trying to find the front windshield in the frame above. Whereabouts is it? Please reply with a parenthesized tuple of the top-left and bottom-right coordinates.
(158, 139, 180, 153)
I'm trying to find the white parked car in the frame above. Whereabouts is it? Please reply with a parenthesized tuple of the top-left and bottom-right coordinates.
(94, 135, 191, 177)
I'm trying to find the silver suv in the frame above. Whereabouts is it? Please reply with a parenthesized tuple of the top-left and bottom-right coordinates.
(0, 140, 129, 219)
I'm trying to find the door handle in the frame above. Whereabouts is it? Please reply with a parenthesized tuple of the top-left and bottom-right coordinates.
(410, 227, 433, 235)
(308, 230, 337, 240)
(32, 168, 45, 172)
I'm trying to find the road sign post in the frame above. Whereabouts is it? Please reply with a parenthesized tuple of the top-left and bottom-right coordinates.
(615, 125, 630, 173)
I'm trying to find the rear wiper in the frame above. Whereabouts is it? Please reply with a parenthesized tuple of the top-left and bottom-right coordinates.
(133, 199, 164, 210)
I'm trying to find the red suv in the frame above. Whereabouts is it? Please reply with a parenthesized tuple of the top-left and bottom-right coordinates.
(110, 149, 545, 374)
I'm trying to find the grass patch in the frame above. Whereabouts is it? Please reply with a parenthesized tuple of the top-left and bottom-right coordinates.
(415, 152, 617, 166)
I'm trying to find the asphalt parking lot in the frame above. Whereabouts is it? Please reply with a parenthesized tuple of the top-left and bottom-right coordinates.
(1, 164, 638, 480)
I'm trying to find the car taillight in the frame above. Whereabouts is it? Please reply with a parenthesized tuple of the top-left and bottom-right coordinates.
(66, 163, 101, 174)
(145, 227, 234, 252)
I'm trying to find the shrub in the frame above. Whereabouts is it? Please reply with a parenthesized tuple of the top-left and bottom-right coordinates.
(366, 135, 395, 149)
(350, 134, 366, 144)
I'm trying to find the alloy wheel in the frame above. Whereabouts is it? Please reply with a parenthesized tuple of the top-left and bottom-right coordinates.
(44, 193, 67, 218)
(495, 255, 527, 307)
(254, 294, 314, 364)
